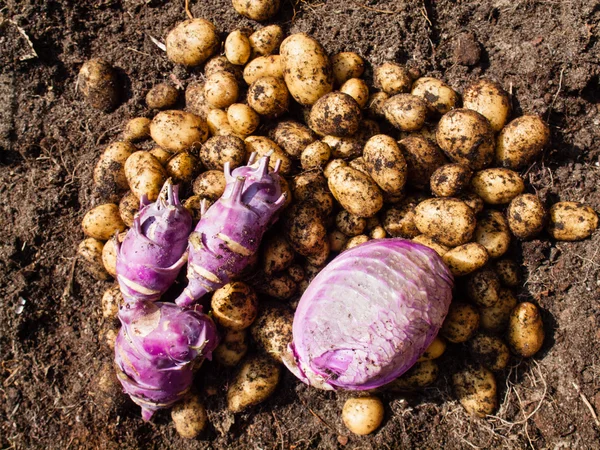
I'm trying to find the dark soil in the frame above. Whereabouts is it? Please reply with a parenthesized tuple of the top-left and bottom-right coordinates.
(1, 0, 600, 449)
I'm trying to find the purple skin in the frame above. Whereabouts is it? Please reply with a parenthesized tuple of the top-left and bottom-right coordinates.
(175, 153, 286, 307)
(115, 180, 192, 303)
(282, 238, 453, 390)
(115, 301, 218, 421)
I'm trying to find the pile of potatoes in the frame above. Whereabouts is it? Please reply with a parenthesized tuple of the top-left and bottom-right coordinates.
(78, 7, 599, 439)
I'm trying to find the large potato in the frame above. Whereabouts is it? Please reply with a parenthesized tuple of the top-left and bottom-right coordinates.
(82, 204, 126, 241)
(227, 355, 281, 413)
(384, 94, 428, 132)
(200, 135, 246, 170)
(214, 329, 248, 367)
(328, 166, 384, 218)
(280, 33, 333, 106)
(398, 136, 447, 189)
(146, 83, 178, 110)
(309, 92, 361, 137)
(470, 168, 524, 204)
(547, 201, 598, 241)
(414, 198, 476, 246)
(166, 19, 219, 67)
(270, 121, 316, 158)
(453, 365, 497, 417)
(284, 202, 327, 257)
(374, 62, 412, 95)
(150, 110, 208, 153)
(430, 164, 472, 197)
(496, 115, 550, 169)
(411, 77, 459, 115)
(463, 79, 510, 132)
(441, 303, 480, 343)
(247, 76, 289, 118)
(93, 141, 136, 202)
(331, 52, 365, 86)
(232, 0, 280, 21)
(436, 109, 494, 170)
(442, 242, 489, 276)
(507, 302, 545, 357)
(479, 287, 517, 333)
(225, 30, 251, 66)
(227, 104, 260, 136)
(250, 304, 293, 362)
(249, 25, 284, 56)
(243, 55, 283, 85)
(211, 282, 258, 330)
(245, 136, 291, 174)
(192, 170, 226, 200)
(78, 238, 110, 280)
(204, 71, 239, 110)
(124, 151, 167, 201)
(363, 135, 407, 195)
(469, 334, 510, 372)
(473, 210, 511, 258)
(78, 58, 120, 111)
(342, 397, 384, 436)
(507, 194, 547, 239)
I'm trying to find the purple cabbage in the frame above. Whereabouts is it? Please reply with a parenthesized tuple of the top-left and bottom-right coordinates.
(282, 238, 453, 390)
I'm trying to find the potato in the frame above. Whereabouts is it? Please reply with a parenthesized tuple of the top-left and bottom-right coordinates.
(343, 234, 370, 250)
(349, 156, 370, 176)
(443, 243, 489, 276)
(370, 226, 387, 239)
(285, 203, 327, 256)
(547, 201, 598, 241)
(101, 232, 125, 278)
(323, 158, 347, 178)
(473, 210, 511, 258)
(374, 62, 412, 95)
(305, 237, 330, 266)
(340, 78, 369, 108)
(458, 191, 484, 214)
(93, 141, 136, 202)
(101, 285, 122, 320)
(183, 195, 212, 222)
(441, 303, 480, 343)
(184, 81, 209, 119)
(336, 210, 366, 237)
(386, 360, 439, 391)
(430, 164, 472, 197)
(466, 269, 501, 308)
(124, 151, 167, 201)
(280, 33, 333, 106)
(322, 135, 362, 160)
(249, 25, 283, 56)
(200, 135, 246, 170)
(463, 79, 510, 132)
(256, 272, 297, 299)
(262, 234, 295, 275)
(245, 136, 292, 174)
(327, 230, 347, 253)
(287, 264, 305, 282)
(496, 115, 550, 169)
(207, 109, 236, 137)
(270, 121, 316, 158)
(331, 52, 365, 86)
(146, 83, 178, 110)
(227, 104, 260, 137)
(398, 136, 447, 189)
(470, 168, 524, 205)
(363, 135, 407, 195)
(248, 76, 289, 118)
(232, 0, 280, 21)
(78, 238, 110, 280)
(78, 58, 120, 111)
(227, 355, 281, 412)
(103, 324, 118, 350)
(225, 30, 251, 66)
(494, 259, 520, 288)
(469, 334, 510, 371)
(384, 94, 428, 132)
(123, 117, 151, 142)
(479, 287, 517, 333)
(414, 198, 476, 247)
(328, 166, 384, 218)
(301, 141, 331, 170)
(192, 170, 226, 200)
(411, 235, 449, 256)
(507, 194, 547, 239)
(205, 55, 244, 82)
(243, 55, 283, 85)
(211, 282, 258, 330)
(171, 394, 208, 439)
(166, 19, 219, 67)
(355, 119, 381, 144)
(342, 397, 384, 435)
(204, 71, 239, 110)
(292, 172, 334, 215)
(309, 92, 361, 137)
(453, 365, 497, 417)
(250, 304, 293, 362)
(82, 203, 126, 241)
(383, 201, 421, 239)
(118, 191, 138, 227)
(214, 329, 248, 367)
(367, 91, 389, 119)
(417, 336, 447, 361)
(411, 77, 459, 115)
(150, 110, 208, 153)
(166, 152, 200, 184)
(436, 109, 494, 170)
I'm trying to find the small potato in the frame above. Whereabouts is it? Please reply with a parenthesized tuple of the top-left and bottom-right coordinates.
(243, 55, 283, 85)
(507, 194, 547, 239)
(374, 62, 412, 95)
(305, 238, 330, 266)
(227, 355, 281, 413)
(436, 109, 494, 170)
(101, 233, 125, 278)
(417, 337, 447, 361)
(185, 81, 209, 119)
(232, 0, 280, 21)
(321, 135, 362, 160)
(469, 334, 510, 371)
(494, 259, 520, 287)
(367, 92, 389, 119)
(547, 201, 598, 241)
(301, 141, 331, 170)
(340, 78, 369, 108)
(249, 25, 284, 56)
(328, 166, 384, 218)
(270, 121, 316, 158)
(363, 134, 407, 195)
(496, 115, 550, 169)
(78, 58, 120, 111)
(227, 104, 260, 136)
(343, 234, 370, 250)
(329, 230, 348, 252)
(430, 164, 472, 197)
(192, 170, 226, 200)
(200, 135, 246, 170)
(245, 136, 292, 174)
(414, 198, 476, 247)
(214, 329, 248, 367)
(250, 304, 293, 362)
(166, 19, 219, 67)
(412, 235, 449, 257)
(398, 136, 448, 190)
(384, 94, 428, 132)
(386, 360, 439, 391)
(285, 203, 327, 256)
(119, 191, 139, 227)
(124, 151, 167, 201)
(331, 52, 365, 86)
(474, 210, 511, 259)
(123, 117, 151, 142)
(101, 285, 122, 320)
(146, 83, 178, 110)
(205, 55, 244, 82)
(150, 110, 208, 153)
(247, 76, 289, 118)
(470, 168, 524, 205)
(149, 147, 174, 166)
(78, 238, 110, 280)
(458, 191, 484, 214)
(309, 92, 361, 137)
(443, 243, 489, 276)
(383, 201, 421, 239)
(166, 152, 200, 184)
(205, 71, 239, 110)
(292, 172, 334, 216)
(479, 287, 517, 333)
(225, 30, 251, 66)
(211, 282, 258, 330)
(441, 303, 480, 343)
(507, 302, 545, 357)
(82, 203, 126, 241)
(287, 264, 305, 282)
(466, 269, 501, 308)
(171, 394, 208, 439)
(262, 234, 295, 275)
(370, 226, 387, 239)
(93, 141, 136, 202)
(342, 397, 384, 435)
(323, 158, 347, 178)
(463, 79, 510, 132)
(207, 109, 236, 137)
(256, 272, 297, 299)
(336, 210, 366, 237)
(453, 365, 498, 417)
(411, 77, 459, 115)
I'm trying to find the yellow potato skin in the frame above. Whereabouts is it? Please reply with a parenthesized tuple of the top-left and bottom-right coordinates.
(328, 166, 384, 218)
(342, 397, 384, 435)
(227, 355, 281, 413)
(166, 19, 220, 67)
(414, 198, 476, 247)
(463, 79, 510, 132)
(453, 365, 498, 417)
(443, 243, 489, 276)
(82, 204, 126, 241)
(171, 395, 208, 439)
(507, 302, 545, 357)
(470, 168, 525, 205)
(124, 151, 167, 202)
(496, 115, 550, 169)
(441, 303, 480, 343)
(547, 201, 598, 241)
(150, 110, 208, 153)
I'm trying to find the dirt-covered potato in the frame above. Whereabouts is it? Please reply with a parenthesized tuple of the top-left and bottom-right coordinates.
(215, 329, 248, 367)
(200, 135, 246, 171)
(171, 394, 208, 439)
(124, 151, 167, 201)
(150, 110, 208, 153)
(342, 397, 384, 435)
(453, 365, 498, 417)
(305, 237, 330, 266)
(382, 197, 423, 239)
(243, 55, 283, 85)
(414, 198, 476, 246)
(247, 76, 289, 118)
(417, 336, 447, 361)
(211, 282, 258, 330)
(441, 303, 480, 343)
(370, 226, 387, 239)
(123, 117, 151, 142)
(255, 272, 297, 299)
(547, 201, 598, 241)
(374, 62, 412, 95)
(280, 33, 333, 106)
(458, 191, 485, 214)
(192, 170, 226, 200)
(466, 269, 501, 308)
(321, 135, 362, 160)
(249, 25, 283, 56)
(78, 238, 110, 280)
(349, 156, 370, 176)
(207, 109, 237, 137)
(118, 191, 139, 227)
(328, 230, 348, 252)
(78, 58, 120, 111)
(411, 77, 459, 115)
(463, 79, 510, 132)
(508, 303, 546, 358)
(343, 234, 370, 250)
(227, 104, 260, 137)
(262, 234, 295, 275)
(301, 141, 331, 170)
(398, 136, 447, 189)
(496, 115, 550, 169)
(443, 242, 489, 276)
(309, 92, 361, 137)
(232, 0, 280, 21)
(292, 172, 334, 215)
(146, 83, 178, 110)
(412, 235, 449, 256)
(184, 81, 209, 119)
(245, 136, 291, 174)
(82, 203, 126, 240)
(336, 210, 367, 237)
(507, 194, 547, 239)
(270, 121, 316, 158)
(384, 94, 428, 132)
(436, 109, 494, 170)
(363, 135, 407, 195)
(227, 354, 281, 413)
(166, 152, 199, 184)
(328, 166, 384, 218)
(166, 19, 219, 67)
(430, 164, 472, 197)
(250, 304, 293, 362)
(386, 360, 439, 391)
(101, 232, 125, 278)
(469, 334, 510, 371)
(494, 259, 520, 287)
(284, 202, 328, 256)
(331, 52, 365, 86)
(101, 285, 122, 320)
(340, 78, 370, 108)
(323, 158, 348, 178)
(473, 210, 511, 259)
(479, 287, 517, 333)
(286, 264, 304, 282)
(470, 168, 524, 205)
(204, 71, 239, 110)
(225, 30, 251, 66)
(93, 141, 136, 202)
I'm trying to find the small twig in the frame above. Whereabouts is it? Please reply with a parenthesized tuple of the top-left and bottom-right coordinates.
(547, 66, 565, 121)
(272, 411, 285, 450)
(573, 382, 600, 427)
(61, 257, 77, 301)
(126, 47, 151, 57)
(297, 396, 337, 432)
(420, 7, 433, 27)
(185, 0, 194, 20)
(353, 2, 395, 14)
